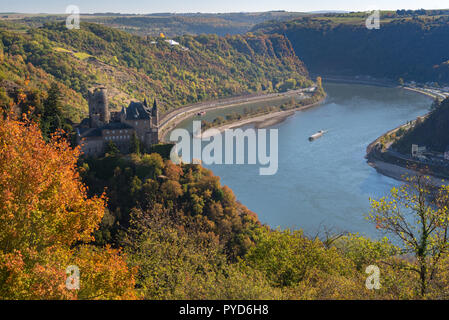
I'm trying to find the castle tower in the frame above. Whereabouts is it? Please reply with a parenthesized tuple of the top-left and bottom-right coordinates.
(151, 99, 159, 127)
(150, 99, 159, 145)
(88, 87, 110, 128)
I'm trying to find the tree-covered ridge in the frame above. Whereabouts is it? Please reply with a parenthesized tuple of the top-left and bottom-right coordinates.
(0, 20, 312, 123)
(5, 11, 310, 37)
(393, 97, 449, 154)
(252, 11, 449, 84)
(80, 152, 261, 260)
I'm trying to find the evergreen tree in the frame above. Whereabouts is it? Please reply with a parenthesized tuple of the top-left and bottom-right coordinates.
(105, 141, 120, 156)
(40, 83, 64, 140)
(130, 132, 141, 154)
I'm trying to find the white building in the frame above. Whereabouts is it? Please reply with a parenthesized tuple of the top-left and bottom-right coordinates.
(412, 144, 427, 158)
(165, 39, 179, 46)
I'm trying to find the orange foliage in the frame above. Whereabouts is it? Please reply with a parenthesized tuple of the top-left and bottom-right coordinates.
(0, 115, 136, 299)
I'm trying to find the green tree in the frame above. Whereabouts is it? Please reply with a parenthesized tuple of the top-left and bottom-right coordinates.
(368, 173, 449, 297)
(244, 227, 352, 287)
(105, 141, 120, 156)
(40, 82, 64, 140)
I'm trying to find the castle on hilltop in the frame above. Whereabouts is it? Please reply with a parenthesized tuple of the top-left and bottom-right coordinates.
(76, 87, 159, 157)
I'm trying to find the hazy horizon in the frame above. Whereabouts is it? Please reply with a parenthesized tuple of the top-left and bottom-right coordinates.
(0, 0, 447, 15)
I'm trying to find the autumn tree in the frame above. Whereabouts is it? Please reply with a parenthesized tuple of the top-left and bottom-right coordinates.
(0, 115, 136, 299)
(368, 173, 449, 297)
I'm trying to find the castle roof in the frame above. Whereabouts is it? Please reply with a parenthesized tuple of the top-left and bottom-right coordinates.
(124, 101, 152, 120)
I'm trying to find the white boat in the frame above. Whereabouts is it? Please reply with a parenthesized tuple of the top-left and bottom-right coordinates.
(309, 130, 326, 141)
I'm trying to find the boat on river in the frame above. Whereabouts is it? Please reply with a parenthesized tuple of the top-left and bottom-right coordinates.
(309, 130, 327, 141)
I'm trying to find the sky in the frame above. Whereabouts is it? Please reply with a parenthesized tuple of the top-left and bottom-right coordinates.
(0, 0, 447, 14)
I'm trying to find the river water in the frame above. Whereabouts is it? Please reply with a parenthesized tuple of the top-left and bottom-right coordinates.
(173, 82, 432, 238)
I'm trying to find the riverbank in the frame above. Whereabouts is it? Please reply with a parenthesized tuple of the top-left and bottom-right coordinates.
(316, 75, 397, 88)
(159, 87, 321, 141)
(198, 110, 295, 138)
(402, 86, 448, 100)
(198, 97, 326, 138)
(159, 88, 309, 140)
(365, 85, 449, 183)
(318, 75, 448, 100)
(367, 159, 446, 186)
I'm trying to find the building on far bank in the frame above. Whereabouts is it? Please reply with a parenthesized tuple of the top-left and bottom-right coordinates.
(412, 144, 427, 157)
(75, 86, 159, 157)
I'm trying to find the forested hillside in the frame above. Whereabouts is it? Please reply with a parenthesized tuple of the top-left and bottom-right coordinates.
(393, 97, 449, 153)
(253, 11, 449, 84)
(0, 20, 312, 123)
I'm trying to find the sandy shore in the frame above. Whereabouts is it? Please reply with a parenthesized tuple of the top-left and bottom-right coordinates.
(368, 159, 447, 186)
(198, 110, 296, 138)
(196, 98, 326, 138)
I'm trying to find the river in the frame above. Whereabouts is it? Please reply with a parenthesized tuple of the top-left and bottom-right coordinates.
(172, 82, 432, 238)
